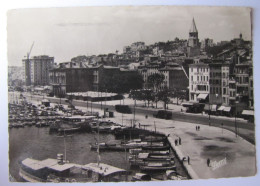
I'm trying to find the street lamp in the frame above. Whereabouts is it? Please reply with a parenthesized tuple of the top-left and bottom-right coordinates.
(59, 83, 62, 105)
(234, 95, 240, 138)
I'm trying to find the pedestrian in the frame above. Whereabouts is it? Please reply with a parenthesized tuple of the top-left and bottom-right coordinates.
(145, 115, 148, 119)
(181, 108, 183, 112)
(196, 126, 198, 131)
(179, 137, 181, 145)
(207, 158, 211, 167)
(175, 139, 178, 146)
(187, 156, 190, 165)
(198, 126, 200, 131)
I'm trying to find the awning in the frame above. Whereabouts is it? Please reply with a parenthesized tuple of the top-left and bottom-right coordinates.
(223, 107, 231, 112)
(242, 110, 254, 116)
(197, 94, 208, 100)
(211, 105, 217, 112)
(204, 104, 210, 111)
(217, 106, 225, 111)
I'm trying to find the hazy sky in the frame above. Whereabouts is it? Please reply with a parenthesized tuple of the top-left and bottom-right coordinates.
(7, 6, 252, 66)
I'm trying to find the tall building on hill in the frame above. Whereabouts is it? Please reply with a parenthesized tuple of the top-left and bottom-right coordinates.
(187, 18, 200, 57)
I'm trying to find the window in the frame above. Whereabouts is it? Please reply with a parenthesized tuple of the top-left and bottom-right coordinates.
(197, 76, 199, 81)
(223, 88, 226, 94)
(207, 76, 209, 81)
(191, 76, 193, 81)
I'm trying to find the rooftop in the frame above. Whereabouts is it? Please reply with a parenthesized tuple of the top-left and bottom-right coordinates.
(83, 163, 126, 176)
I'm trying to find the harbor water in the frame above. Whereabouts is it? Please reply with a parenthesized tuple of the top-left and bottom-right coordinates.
(9, 126, 129, 181)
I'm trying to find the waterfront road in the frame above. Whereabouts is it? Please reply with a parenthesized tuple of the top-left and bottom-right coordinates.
(9, 92, 256, 179)
(16, 93, 255, 144)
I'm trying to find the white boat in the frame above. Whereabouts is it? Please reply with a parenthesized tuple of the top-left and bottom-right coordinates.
(19, 154, 128, 182)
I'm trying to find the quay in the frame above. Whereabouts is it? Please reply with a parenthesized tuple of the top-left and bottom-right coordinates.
(8, 92, 256, 180)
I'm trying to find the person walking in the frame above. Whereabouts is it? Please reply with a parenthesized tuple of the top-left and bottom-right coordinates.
(198, 126, 200, 131)
(179, 137, 182, 145)
(187, 156, 190, 165)
(207, 158, 211, 167)
(196, 126, 197, 131)
(175, 139, 178, 146)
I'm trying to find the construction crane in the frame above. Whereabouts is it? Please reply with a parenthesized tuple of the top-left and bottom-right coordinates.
(27, 42, 34, 59)
(24, 42, 34, 86)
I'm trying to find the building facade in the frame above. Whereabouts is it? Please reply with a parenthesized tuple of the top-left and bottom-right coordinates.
(209, 63, 230, 106)
(22, 55, 54, 86)
(189, 63, 210, 102)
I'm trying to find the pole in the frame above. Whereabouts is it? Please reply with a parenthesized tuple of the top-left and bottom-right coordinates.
(235, 102, 237, 138)
(64, 130, 66, 163)
(133, 99, 136, 124)
(209, 103, 211, 126)
(97, 120, 100, 166)
(101, 91, 102, 111)
(122, 113, 124, 126)
(91, 101, 93, 115)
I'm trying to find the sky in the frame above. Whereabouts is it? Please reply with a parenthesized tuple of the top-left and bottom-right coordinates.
(7, 6, 252, 66)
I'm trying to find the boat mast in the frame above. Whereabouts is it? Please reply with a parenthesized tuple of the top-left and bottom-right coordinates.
(64, 130, 67, 163)
(97, 120, 100, 166)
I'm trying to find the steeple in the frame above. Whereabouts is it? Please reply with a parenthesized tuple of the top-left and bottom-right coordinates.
(189, 18, 198, 33)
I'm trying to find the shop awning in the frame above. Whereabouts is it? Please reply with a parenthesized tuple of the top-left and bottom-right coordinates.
(223, 107, 231, 112)
(242, 110, 254, 116)
(204, 104, 210, 111)
(197, 93, 208, 100)
(211, 105, 217, 112)
(217, 106, 225, 111)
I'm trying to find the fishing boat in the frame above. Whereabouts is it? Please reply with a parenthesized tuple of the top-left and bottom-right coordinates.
(89, 121, 123, 133)
(90, 141, 129, 152)
(139, 163, 176, 171)
(50, 116, 94, 134)
(142, 144, 170, 151)
(113, 127, 152, 139)
(19, 119, 128, 183)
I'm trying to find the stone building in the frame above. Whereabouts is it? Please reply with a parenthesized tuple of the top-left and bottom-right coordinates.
(187, 18, 200, 57)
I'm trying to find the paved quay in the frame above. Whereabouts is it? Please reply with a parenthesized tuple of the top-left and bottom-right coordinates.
(100, 111, 256, 179)
(16, 94, 256, 179)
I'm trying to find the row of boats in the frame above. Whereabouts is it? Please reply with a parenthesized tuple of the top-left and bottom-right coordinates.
(11, 102, 189, 182)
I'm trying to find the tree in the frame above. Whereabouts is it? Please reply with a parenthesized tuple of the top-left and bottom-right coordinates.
(172, 88, 187, 105)
(129, 89, 154, 108)
(157, 88, 171, 110)
(147, 73, 165, 93)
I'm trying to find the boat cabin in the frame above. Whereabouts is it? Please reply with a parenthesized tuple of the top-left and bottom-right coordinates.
(20, 156, 86, 182)
(82, 163, 128, 182)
